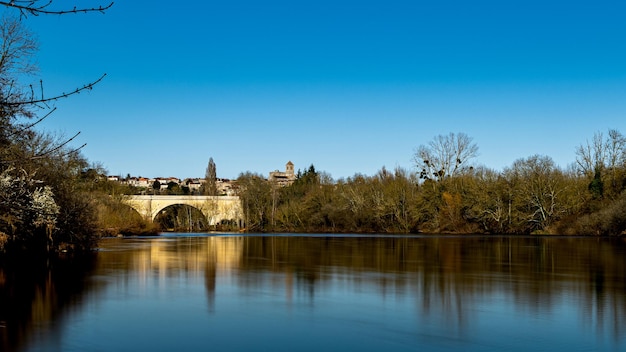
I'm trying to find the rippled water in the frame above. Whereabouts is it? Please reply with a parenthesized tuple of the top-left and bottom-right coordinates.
(1, 234, 625, 351)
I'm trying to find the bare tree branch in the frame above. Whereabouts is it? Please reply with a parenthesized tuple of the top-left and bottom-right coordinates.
(7, 106, 56, 137)
(0, 131, 85, 164)
(0, 1, 114, 17)
(30, 131, 80, 159)
(1, 73, 106, 107)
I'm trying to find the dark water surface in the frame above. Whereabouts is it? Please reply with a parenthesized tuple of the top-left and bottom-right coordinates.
(1, 234, 625, 351)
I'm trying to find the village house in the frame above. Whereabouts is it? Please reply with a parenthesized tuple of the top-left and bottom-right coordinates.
(126, 176, 151, 188)
(217, 178, 236, 196)
(184, 178, 204, 192)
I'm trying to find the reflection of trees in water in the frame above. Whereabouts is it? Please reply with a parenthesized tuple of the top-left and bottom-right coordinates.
(9, 235, 621, 350)
(95, 237, 246, 313)
(73, 235, 626, 341)
(236, 236, 626, 338)
(0, 255, 99, 352)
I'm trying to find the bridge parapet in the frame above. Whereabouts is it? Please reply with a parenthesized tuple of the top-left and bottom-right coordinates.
(122, 195, 243, 226)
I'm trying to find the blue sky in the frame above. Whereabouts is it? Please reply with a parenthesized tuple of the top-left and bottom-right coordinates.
(12, 0, 626, 179)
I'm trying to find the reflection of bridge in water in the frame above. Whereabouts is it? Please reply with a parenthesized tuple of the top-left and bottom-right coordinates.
(122, 195, 243, 226)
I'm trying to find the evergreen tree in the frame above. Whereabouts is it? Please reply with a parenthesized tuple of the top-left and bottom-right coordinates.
(204, 157, 217, 196)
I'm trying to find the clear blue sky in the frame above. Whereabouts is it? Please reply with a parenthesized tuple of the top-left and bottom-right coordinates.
(15, 0, 626, 179)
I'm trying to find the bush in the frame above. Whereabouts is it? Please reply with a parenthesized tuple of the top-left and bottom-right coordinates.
(563, 192, 626, 236)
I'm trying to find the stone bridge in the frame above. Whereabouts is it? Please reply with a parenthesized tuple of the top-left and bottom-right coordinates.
(122, 195, 243, 226)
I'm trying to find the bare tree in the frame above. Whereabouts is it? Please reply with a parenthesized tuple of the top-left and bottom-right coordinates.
(505, 155, 567, 232)
(606, 129, 626, 172)
(0, 15, 38, 139)
(236, 172, 271, 231)
(0, 13, 107, 124)
(575, 131, 607, 177)
(413, 132, 479, 181)
(575, 129, 626, 197)
(0, 15, 36, 80)
(0, 3, 111, 165)
(575, 129, 626, 176)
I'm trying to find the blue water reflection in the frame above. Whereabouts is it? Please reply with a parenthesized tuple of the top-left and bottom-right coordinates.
(5, 235, 625, 352)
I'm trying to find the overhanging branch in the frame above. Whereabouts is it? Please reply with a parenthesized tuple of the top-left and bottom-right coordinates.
(1, 73, 106, 107)
(0, 1, 114, 17)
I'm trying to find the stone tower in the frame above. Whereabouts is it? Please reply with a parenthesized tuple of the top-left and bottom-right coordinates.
(269, 161, 296, 186)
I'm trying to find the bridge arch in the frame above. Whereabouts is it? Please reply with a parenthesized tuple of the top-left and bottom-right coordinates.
(122, 195, 243, 227)
(154, 204, 209, 231)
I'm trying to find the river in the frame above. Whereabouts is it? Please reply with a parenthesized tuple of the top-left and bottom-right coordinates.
(1, 234, 625, 351)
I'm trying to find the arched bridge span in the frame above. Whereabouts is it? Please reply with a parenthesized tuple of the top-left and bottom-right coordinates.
(122, 195, 243, 226)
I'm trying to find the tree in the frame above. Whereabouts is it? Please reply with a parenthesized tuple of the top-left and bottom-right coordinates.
(414, 132, 479, 182)
(0, 167, 58, 248)
(575, 131, 606, 177)
(460, 166, 511, 233)
(293, 164, 319, 186)
(0, 132, 101, 252)
(0, 2, 114, 253)
(236, 172, 271, 231)
(588, 168, 604, 199)
(152, 180, 161, 193)
(504, 155, 570, 233)
(0, 15, 38, 154)
(204, 157, 217, 196)
(167, 181, 181, 194)
(375, 167, 418, 233)
(0, 2, 111, 166)
(575, 129, 626, 198)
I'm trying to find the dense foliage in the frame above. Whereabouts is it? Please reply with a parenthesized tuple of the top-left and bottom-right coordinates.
(0, 131, 103, 253)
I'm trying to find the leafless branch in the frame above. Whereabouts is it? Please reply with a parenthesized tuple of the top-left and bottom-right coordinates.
(0, 1, 114, 17)
(59, 142, 86, 157)
(7, 106, 56, 137)
(32, 131, 80, 158)
(0, 131, 86, 164)
(1, 73, 106, 108)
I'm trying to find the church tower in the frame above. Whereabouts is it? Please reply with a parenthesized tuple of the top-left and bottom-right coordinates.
(269, 161, 296, 186)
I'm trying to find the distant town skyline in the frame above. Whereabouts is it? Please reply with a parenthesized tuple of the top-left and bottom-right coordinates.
(22, 1, 626, 180)
(108, 160, 295, 181)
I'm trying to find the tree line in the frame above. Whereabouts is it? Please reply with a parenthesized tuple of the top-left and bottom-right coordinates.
(237, 132, 626, 236)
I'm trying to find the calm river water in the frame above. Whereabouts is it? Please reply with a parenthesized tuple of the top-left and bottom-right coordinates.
(1, 234, 625, 352)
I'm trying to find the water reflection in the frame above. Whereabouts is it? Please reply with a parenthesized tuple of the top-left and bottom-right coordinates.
(1, 235, 625, 351)
(0, 255, 99, 352)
